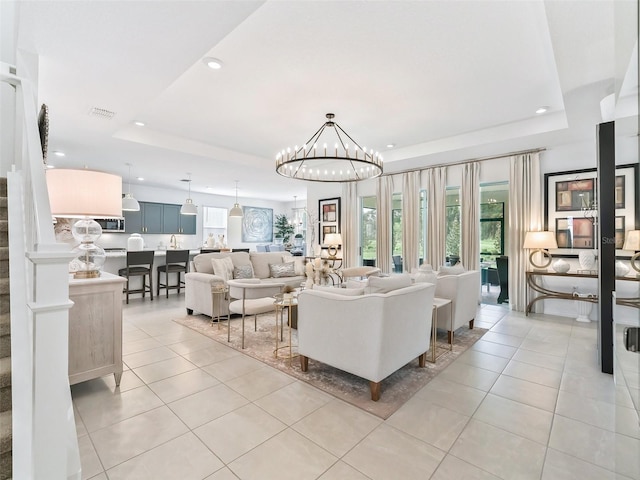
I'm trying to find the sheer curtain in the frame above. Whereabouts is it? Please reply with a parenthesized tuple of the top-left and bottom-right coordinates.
(509, 153, 541, 311)
(376, 175, 394, 273)
(426, 167, 447, 269)
(461, 162, 480, 270)
(402, 171, 421, 272)
(341, 182, 359, 268)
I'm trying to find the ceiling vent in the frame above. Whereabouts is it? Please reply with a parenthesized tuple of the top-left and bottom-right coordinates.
(88, 107, 116, 120)
(180, 178, 190, 182)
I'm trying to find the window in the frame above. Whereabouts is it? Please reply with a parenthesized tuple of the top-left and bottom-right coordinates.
(361, 196, 377, 266)
(391, 193, 403, 272)
(445, 187, 461, 259)
(480, 202, 505, 261)
(202, 206, 227, 246)
(419, 190, 426, 265)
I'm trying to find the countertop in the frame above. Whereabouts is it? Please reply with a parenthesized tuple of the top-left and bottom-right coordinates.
(104, 249, 201, 258)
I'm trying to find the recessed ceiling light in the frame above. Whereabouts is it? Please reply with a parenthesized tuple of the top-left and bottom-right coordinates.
(536, 106, 549, 114)
(53, 151, 65, 157)
(45, 164, 55, 169)
(136, 177, 144, 181)
(134, 121, 145, 127)
(202, 57, 223, 70)
(386, 143, 395, 148)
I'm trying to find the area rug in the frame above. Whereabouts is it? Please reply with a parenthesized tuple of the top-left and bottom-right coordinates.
(174, 313, 487, 419)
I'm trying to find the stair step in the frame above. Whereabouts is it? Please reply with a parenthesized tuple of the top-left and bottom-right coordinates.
(0, 222, 5, 248)
(0, 358, 9, 389)
(0, 410, 11, 456)
(0, 177, 5, 197)
(0, 336, 8, 361)
(0, 314, 7, 338)
(0, 279, 7, 297)
(0, 449, 10, 480)
(0, 247, 7, 262)
(0, 386, 10, 415)
(0, 295, 8, 316)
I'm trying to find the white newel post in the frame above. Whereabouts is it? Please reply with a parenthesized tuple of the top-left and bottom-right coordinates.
(27, 247, 78, 479)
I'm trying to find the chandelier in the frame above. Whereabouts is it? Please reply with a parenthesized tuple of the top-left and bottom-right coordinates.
(275, 113, 383, 182)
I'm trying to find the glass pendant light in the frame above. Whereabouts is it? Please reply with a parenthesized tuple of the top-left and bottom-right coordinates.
(122, 163, 140, 212)
(229, 180, 243, 217)
(181, 173, 197, 215)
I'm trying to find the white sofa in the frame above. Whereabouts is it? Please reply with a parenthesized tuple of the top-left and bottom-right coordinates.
(433, 269, 481, 342)
(297, 281, 436, 401)
(185, 251, 306, 317)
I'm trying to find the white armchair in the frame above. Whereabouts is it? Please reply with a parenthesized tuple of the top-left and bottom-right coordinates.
(434, 270, 481, 342)
(226, 279, 284, 349)
(297, 283, 435, 401)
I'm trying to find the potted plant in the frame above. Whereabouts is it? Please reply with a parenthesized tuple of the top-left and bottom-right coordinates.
(274, 214, 295, 244)
(293, 233, 304, 247)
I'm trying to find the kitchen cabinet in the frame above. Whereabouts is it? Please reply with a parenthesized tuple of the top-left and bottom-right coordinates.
(125, 202, 195, 234)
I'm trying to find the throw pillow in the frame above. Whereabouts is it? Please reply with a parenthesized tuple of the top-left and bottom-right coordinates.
(211, 257, 234, 282)
(414, 270, 438, 285)
(419, 263, 433, 271)
(233, 265, 254, 279)
(366, 274, 412, 294)
(438, 264, 466, 276)
(283, 255, 305, 276)
(269, 261, 296, 278)
(313, 285, 364, 296)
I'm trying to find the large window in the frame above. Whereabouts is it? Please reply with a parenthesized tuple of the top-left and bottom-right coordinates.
(419, 190, 426, 265)
(445, 187, 461, 259)
(202, 206, 227, 246)
(480, 202, 504, 261)
(391, 193, 403, 272)
(361, 196, 377, 266)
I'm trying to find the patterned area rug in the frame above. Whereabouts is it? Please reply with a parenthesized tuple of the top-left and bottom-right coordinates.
(174, 313, 487, 419)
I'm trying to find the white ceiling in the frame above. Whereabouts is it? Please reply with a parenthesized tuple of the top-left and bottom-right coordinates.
(13, 0, 637, 202)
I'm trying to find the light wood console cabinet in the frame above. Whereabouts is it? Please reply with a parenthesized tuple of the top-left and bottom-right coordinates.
(68, 272, 127, 386)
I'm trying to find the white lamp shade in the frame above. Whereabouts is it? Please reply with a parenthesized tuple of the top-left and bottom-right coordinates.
(47, 169, 122, 218)
(180, 198, 198, 215)
(523, 231, 558, 249)
(324, 233, 343, 246)
(122, 193, 140, 212)
(623, 230, 640, 251)
(229, 203, 243, 217)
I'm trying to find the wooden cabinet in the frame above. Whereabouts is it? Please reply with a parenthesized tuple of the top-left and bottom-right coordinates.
(68, 272, 126, 386)
(125, 201, 196, 234)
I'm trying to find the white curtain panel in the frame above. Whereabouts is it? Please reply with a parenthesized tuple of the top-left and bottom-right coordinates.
(426, 167, 447, 269)
(461, 162, 480, 271)
(509, 152, 542, 311)
(402, 171, 421, 273)
(376, 175, 394, 274)
(341, 182, 359, 268)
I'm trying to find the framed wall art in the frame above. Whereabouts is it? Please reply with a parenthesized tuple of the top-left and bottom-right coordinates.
(544, 163, 638, 256)
(318, 197, 341, 244)
(241, 206, 274, 242)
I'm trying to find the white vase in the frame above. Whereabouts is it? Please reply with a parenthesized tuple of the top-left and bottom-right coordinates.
(552, 258, 570, 273)
(573, 292, 593, 322)
(578, 250, 596, 271)
(616, 260, 630, 277)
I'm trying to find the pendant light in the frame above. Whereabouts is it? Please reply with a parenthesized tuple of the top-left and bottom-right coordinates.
(122, 163, 140, 212)
(229, 180, 243, 217)
(180, 173, 197, 215)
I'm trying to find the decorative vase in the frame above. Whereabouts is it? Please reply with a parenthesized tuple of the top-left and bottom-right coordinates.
(552, 258, 570, 273)
(206, 233, 215, 247)
(578, 250, 597, 271)
(616, 260, 630, 277)
(573, 292, 594, 322)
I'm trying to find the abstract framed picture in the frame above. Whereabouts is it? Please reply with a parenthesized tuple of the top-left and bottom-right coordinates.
(544, 163, 638, 256)
(318, 197, 341, 244)
(241, 206, 273, 242)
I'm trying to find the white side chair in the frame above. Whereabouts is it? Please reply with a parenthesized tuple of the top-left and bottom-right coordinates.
(227, 279, 284, 349)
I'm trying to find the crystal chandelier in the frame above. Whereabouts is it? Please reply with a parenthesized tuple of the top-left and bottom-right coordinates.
(275, 113, 383, 182)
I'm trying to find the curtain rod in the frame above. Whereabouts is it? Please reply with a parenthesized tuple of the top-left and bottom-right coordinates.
(381, 147, 547, 177)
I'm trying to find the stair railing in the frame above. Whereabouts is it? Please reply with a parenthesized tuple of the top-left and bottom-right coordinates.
(2, 62, 81, 479)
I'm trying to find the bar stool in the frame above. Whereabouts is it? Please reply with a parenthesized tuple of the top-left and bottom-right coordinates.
(157, 249, 190, 298)
(118, 250, 155, 304)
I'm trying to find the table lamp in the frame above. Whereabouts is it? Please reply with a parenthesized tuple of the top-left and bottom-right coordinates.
(623, 230, 640, 276)
(523, 231, 558, 271)
(324, 233, 343, 259)
(47, 168, 122, 278)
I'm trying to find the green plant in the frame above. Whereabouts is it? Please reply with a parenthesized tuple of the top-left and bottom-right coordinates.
(294, 233, 303, 238)
(274, 214, 295, 243)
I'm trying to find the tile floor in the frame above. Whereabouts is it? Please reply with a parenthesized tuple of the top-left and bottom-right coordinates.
(72, 295, 640, 480)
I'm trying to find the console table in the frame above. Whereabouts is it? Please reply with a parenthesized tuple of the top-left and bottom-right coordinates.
(526, 271, 640, 315)
(68, 272, 126, 386)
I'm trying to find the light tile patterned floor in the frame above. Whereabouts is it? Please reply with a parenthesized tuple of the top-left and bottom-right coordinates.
(73, 296, 640, 480)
